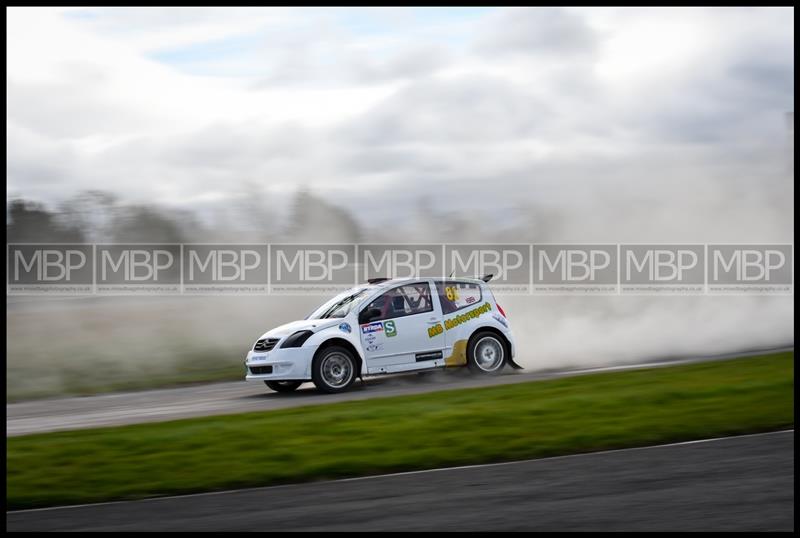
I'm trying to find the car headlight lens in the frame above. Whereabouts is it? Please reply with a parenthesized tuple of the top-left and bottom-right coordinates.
(280, 330, 313, 348)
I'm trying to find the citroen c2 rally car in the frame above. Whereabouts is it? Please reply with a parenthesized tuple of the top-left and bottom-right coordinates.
(245, 276, 520, 393)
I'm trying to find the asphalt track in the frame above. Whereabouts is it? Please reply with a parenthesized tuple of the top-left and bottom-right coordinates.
(6, 430, 794, 531)
(6, 346, 793, 436)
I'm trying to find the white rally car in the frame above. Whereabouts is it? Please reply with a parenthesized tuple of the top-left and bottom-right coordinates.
(245, 276, 520, 393)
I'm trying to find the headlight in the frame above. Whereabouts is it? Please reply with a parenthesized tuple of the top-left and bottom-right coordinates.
(280, 330, 313, 348)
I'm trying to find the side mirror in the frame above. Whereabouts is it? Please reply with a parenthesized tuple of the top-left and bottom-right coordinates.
(359, 308, 381, 325)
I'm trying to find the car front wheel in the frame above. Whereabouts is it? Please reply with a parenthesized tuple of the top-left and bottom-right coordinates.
(312, 346, 357, 393)
(467, 332, 506, 375)
(265, 380, 303, 393)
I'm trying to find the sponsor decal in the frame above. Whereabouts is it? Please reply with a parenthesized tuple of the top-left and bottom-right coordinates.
(428, 322, 444, 338)
(361, 322, 383, 334)
(444, 302, 492, 331)
(384, 320, 397, 337)
(339, 322, 352, 334)
(492, 313, 508, 328)
(428, 301, 494, 337)
(364, 333, 377, 344)
(366, 343, 384, 352)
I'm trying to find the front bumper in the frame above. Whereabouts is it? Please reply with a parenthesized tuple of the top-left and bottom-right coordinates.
(244, 345, 318, 382)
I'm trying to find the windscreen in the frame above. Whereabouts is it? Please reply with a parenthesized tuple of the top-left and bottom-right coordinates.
(305, 288, 370, 319)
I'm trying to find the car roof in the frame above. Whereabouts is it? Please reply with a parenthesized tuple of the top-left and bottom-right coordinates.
(369, 276, 486, 288)
(330, 277, 486, 304)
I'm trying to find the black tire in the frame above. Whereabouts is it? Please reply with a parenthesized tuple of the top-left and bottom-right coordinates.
(467, 331, 506, 375)
(312, 345, 357, 394)
(265, 380, 303, 393)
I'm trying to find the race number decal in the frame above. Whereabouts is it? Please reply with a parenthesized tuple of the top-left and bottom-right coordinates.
(444, 286, 459, 301)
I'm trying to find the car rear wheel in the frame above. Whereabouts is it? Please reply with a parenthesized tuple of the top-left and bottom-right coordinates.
(265, 380, 303, 393)
(312, 346, 357, 393)
(467, 332, 506, 375)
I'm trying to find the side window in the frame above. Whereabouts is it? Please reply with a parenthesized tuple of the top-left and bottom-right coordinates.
(436, 281, 482, 315)
(363, 283, 434, 321)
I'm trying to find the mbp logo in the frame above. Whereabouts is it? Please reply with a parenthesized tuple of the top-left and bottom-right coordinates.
(621, 245, 704, 293)
(445, 245, 529, 294)
(270, 244, 356, 293)
(96, 245, 180, 293)
(708, 245, 792, 293)
(533, 245, 617, 293)
(359, 245, 444, 281)
(184, 245, 268, 293)
(7, 244, 93, 293)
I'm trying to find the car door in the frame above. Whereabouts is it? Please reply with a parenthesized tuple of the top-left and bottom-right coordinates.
(359, 281, 445, 374)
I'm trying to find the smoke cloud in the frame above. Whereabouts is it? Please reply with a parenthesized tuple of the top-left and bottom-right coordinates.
(5, 7, 794, 399)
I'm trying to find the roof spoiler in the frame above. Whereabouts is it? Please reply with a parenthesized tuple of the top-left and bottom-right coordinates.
(447, 272, 494, 283)
(369, 275, 493, 283)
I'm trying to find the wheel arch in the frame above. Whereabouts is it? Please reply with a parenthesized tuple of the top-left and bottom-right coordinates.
(468, 326, 522, 369)
(314, 337, 364, 377)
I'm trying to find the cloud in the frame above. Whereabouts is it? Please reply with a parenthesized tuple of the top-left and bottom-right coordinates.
(6, 6, 794, 233)
(347, 44, 452, 84)
(476, 7, 598, 57)
(342, 75, 550, 145)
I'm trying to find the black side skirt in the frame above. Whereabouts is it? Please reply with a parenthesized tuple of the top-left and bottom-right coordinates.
(415, 351, 444, 362)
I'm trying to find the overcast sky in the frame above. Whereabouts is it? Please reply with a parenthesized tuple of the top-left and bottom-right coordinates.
(6, 7, 794, 236)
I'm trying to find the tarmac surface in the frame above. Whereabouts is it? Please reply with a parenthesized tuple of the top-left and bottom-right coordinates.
(7, 346, 792, 436)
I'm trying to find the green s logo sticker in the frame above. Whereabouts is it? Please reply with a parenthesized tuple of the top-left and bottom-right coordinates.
(384, 320, 397, 337)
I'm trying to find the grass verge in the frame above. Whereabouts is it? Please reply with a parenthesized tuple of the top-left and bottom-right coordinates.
(7, 352, 794, 510)
(6, 351, 245, 402)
